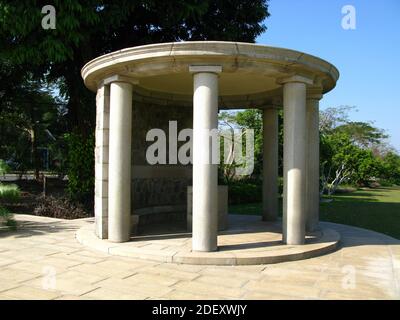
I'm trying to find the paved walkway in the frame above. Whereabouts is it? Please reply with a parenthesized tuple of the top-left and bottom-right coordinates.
(0, 215, 399, 300)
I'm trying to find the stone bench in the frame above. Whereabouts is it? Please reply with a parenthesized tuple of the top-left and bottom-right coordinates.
(130, 185, 228, 235)
(131, 204, 186, 234)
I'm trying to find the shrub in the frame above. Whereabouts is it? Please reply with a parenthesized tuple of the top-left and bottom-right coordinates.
(228, 181, 262, 204)
(379, 179, 394, 187)
(0, 206, 16, 230)
(65, 132, 95, 201)
(0, 206, 12, 221)
(0, 183, 21, 202)
(34, 195, 90, 219)
(228, 177, 283, 205)
(380, 152, 400, 185)
(0, 159, 11, 175)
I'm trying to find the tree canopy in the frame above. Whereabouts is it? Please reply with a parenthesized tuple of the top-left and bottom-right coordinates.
(0, 70, 64, 179)
(0, 0, 270, 199)
(1, 0, 270, 134)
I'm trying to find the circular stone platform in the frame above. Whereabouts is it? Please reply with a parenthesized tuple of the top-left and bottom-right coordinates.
(76, 215, 340, 265)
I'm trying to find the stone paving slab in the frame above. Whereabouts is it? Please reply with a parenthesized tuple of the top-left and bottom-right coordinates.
(0, 214, 399, 300)
(76, 216, 340, 265)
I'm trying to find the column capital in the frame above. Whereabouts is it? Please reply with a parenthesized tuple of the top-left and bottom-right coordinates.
(189, 65, 222, 74)
(307, 93, 323, 101)
(307, 87, 323, 101)
(277, 74, 314, 86)
(100, 74, 139, 87)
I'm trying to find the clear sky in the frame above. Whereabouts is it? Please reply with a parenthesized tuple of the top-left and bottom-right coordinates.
(256, 0, 400, 152)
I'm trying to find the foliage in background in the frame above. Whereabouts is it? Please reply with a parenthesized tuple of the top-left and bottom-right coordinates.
(380, 152, 400, 185)
(0, 182, 19, 230)
(221, 106, 400, 200)
(228, 178, 283, 205)
(319, 106, 397, 194)
(0, 159, 10, 175)
(0, 206, 16, 230)
(219, 109, 283, 204)
(65, 132, 95, 201)
(229, 181, 261, 204)
(320, 132, 381, 194)
(0, 62, 67, 178)
(0, 183, 21, 202)
(1, 0, 270, 200)
(219, 109, 283, 182)
(234, 109, 263, 177)
(218, 111, 261, 184)
(0, 0, 270, 136)
(335, 121, 388, 149)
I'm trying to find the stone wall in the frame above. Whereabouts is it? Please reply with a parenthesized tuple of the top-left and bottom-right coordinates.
(94, 85, 110, 239)
(131, 101, 193, 210)
(132, 178, 190, 208)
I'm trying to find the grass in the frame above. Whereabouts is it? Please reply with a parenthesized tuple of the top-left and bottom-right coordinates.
(229, 186, 400, 239)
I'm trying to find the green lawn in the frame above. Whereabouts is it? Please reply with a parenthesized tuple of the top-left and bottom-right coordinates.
(229, 186, 400, 239)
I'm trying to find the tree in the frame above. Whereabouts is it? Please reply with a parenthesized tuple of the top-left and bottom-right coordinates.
(334, 121, 388, 150)
(0, 159, 10, 176)
(320, 132, 382, 194)
(319, 105, 355, 134)
(320, 132, 353, 195)
(235, 109, 263, 176)
(319, 105, 398, 193)
(234, 109, 284, 176)
(219, 109, 263, 182)
(0, 82, 64, 179)
(218, 108, 284, 184)
(380, 152, 400, 185)
(1, 0, 270, 199)
(0, 0, 270, 135)
(0, 59, 65, 179)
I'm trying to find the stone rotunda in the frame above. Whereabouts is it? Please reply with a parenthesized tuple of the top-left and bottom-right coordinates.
(80, 41, 340, 264)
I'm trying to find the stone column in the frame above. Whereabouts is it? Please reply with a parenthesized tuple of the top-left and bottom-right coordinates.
(108, 80, 133, 243)
(306, 93, 322, 232)
(262, 107, 279, 221)
(94, 84, 110, 239)
(189, 65, 221, 252)
(280, 75, 313, 245)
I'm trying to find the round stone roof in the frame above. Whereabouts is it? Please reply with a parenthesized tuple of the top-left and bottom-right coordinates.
(81, 41, 339, 108)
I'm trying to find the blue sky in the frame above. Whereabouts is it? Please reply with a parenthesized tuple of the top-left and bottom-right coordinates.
(256, 0, 400, 152)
